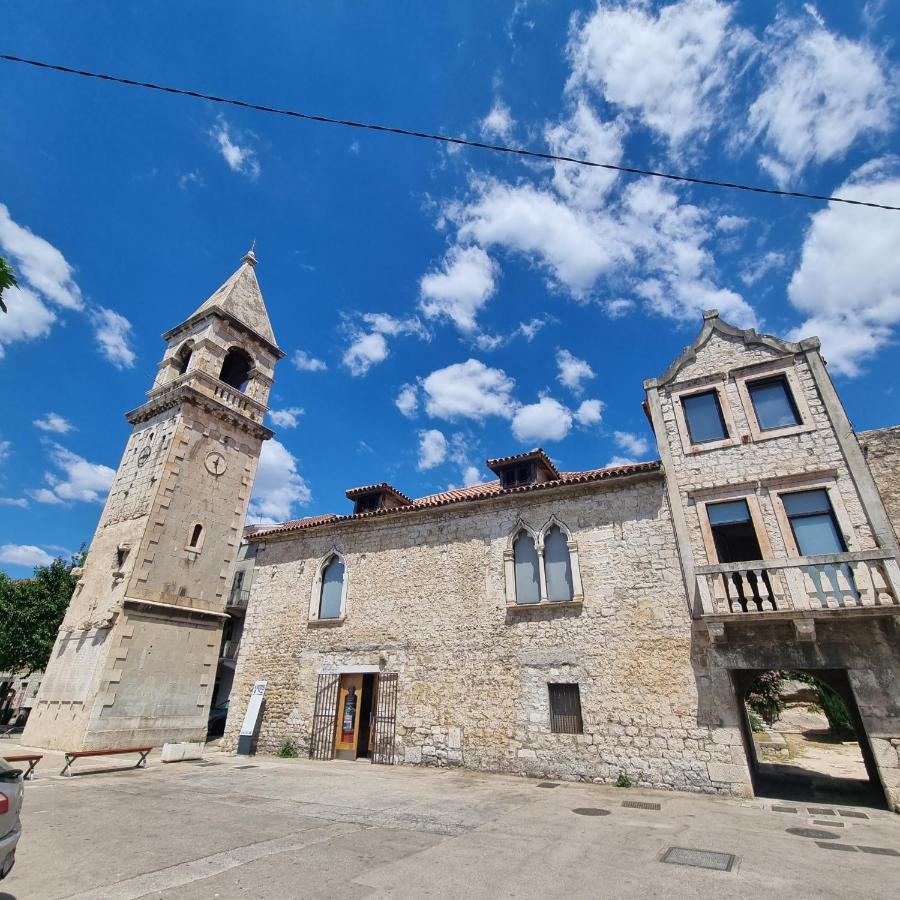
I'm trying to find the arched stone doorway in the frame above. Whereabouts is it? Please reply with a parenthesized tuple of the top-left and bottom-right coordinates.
(732, 668, 888, 809)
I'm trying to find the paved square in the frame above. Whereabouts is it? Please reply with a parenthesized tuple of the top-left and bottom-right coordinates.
(2, 748, 899, 899)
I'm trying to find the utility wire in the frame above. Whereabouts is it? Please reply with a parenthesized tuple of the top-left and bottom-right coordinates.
(3, 52, 898, 212)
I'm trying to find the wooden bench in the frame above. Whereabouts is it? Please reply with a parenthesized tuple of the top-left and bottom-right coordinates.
(61, 746, 153, 777)
(2, 754, 42, 780)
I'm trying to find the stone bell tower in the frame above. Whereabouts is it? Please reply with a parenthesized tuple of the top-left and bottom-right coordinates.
(23, 249, 283, 751)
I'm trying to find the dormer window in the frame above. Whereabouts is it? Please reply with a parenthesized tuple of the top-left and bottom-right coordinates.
(345, 483, 412, 515)
(488, 449, 560, 490)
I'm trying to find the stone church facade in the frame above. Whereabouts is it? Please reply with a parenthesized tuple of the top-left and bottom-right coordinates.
(225, 311, 900, 810)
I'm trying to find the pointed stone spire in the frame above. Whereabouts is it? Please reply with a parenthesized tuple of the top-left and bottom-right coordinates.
(187, 247, 278, 350)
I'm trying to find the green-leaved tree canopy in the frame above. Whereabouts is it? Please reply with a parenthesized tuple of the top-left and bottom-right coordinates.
(0, 256, 17, 314)
(0, 549, 85, 674)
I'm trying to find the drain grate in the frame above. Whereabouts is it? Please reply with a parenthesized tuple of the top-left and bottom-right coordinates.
(772, 806, 798, 814)
(808, 807, 836, 816)
(839, 810, 869, 819)
(815, 842, 857, 852)
(858, 846, 900, 857)
(572, 807, 611, 816)
(622, 800, 661, 810)
(661, 847, 736, 872)
(786, 827, 840, 840)
(813, 820, 844, 828)
(537, 782, 560, 789)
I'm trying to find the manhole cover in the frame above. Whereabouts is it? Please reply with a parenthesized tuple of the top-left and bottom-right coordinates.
(622, 800, 661, 810)
(772, 806, 798, 814)
(813, 820, 844, 827)
(537, 782, 560, 789)
(234, 764, 259, 770)
(572, 807, 611, 816)
(858, 846, 900, 857)
(839, 810, 869, 819)
(787, 827, 840, 840)
(815, 842, 857, 852)
(661, 847, 736, 872)
(808, 807, 836, 816)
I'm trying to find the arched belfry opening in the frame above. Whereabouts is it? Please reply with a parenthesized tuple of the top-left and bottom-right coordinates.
(175, 342, 193, 375)
(219, 346, 253, 391)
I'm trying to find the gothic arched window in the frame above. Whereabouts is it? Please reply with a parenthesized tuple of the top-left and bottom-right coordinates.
(319, 556, 346, 619)
(513, 532, 540, 605)
(219, 347, 253, 392)
(188, 523, 204, 550)
(544, 525, 574, 602)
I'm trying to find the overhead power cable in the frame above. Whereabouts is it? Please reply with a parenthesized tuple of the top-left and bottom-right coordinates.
(2, 52, 899, 212)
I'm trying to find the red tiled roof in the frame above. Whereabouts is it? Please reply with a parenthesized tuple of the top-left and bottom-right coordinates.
(249, 459, 661, 540)
(486, 447, 560, 478)
(344, 482, 413, 504)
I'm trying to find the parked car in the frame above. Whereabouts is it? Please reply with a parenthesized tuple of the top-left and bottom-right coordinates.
(207, 699, 230, 738)
(0, 757, 23, 880)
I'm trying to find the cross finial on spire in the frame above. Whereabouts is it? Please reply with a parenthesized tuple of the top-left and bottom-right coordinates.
(242, 240, 257, 267)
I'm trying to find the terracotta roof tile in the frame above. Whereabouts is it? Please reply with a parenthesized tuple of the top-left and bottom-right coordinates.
(249, 459, 661, 540)
(344, 482, 413, 503)
(486, 447, 560, 478)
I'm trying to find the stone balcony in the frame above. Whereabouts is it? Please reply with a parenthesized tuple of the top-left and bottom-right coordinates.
(695, 550, 900, 642)
(227, 587, 250, 613)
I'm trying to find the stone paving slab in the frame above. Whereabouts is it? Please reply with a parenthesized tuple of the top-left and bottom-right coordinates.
(2, 754, 898, 899)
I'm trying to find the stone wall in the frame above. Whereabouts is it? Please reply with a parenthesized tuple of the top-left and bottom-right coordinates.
(225, 474, 749, 796)
(861, 425, 900, 542)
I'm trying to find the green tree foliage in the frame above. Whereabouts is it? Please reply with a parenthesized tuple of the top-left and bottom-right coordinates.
(0, 256, 17, 314)
(795, 672, 855, 739)
(0, 549, 85, 673)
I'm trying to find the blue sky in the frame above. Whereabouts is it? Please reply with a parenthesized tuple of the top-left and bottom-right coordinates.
(2, 1, 900, 574)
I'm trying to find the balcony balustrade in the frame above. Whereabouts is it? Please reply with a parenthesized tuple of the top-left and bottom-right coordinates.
(220, 639, 239, 661)
(696, 550, 900, 617)
(227, 588, 250, 610)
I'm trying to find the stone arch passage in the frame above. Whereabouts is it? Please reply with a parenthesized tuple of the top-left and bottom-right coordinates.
(732, 668, 888, 809)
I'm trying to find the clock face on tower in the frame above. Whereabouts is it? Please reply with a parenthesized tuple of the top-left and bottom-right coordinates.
(205, 450, 227, 476)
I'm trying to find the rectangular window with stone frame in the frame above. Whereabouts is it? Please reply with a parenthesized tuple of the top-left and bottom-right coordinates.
(548, 683, 583, 734)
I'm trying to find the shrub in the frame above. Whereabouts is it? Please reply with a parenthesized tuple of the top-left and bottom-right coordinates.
(747, 710, 764, 733)
(277, 740, 298, 758)
(745, 671, 787, 725)
(615, 772, 632, 788)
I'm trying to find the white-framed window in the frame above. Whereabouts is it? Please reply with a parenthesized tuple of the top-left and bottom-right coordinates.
(309, 551, 349, 623)
(734, 362, 813, 442)
(672, 382, 738, 454)
(504, 517, 584, 607)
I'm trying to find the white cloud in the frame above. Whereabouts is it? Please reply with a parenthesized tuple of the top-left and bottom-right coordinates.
(0, 440, 10, 466)
(481, 100, 516, 142)
(90, 306, 136, 369)
(716, 214, 749, 233)
(211, 116, 261, 179)
(748, 9, 892, 185)
(556, 349, 595, 395)
(268, 407, 304, 428)
(419, 244, 497, 333)
(0, 544, 54, 567)
(787, 159, 900, 377)
(0, 497, 28, 509)
(395, 383, 419, 418)
(0, 203, 83, 310)
(474, 317, 549, 352)
(604, 298, 634, 319)
(511, 396, 573, 443)
(740, 251, 787, 286)
(342, 313, 428, 376)
(31, 443, 115, 505)
(292, 350, 327, 372)
(417, 429, 448, 470)
(567, 0, 755, 150)
(613, 430, 651, 457)
(606, 454, 640, 468)
(575, 399, 605, 427)
(461, 465, 482, 487)
(248, 439, 311, 524)
(0, 285, 56, 358)
(423, 359, 516, 422)
(343, 331, 388, 376)
(33, 412, 74, 434)
(545, 99, 625, 210)
(178, 170, 205, 190)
